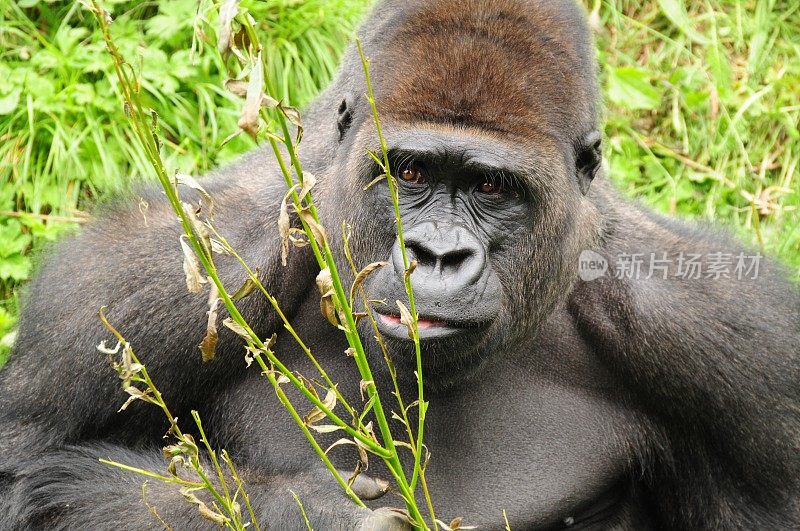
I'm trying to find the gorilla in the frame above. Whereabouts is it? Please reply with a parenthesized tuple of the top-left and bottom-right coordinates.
(1, 0, 798, 529)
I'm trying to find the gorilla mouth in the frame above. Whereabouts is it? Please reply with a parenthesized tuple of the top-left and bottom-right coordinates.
(373, 310, 484, 340)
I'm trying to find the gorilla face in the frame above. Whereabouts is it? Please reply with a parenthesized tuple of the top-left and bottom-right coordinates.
(331, 124, 602, 384)
(319, 0, 604, 386)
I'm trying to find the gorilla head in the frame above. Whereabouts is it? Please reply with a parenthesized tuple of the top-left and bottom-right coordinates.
(319, 0, 604, 383)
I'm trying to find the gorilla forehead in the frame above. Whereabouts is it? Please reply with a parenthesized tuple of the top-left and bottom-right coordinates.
(367, 0, 598, 137)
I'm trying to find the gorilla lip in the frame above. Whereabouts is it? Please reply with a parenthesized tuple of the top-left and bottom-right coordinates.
(373, 310, 483, 341)
(377, 312, 445, 330)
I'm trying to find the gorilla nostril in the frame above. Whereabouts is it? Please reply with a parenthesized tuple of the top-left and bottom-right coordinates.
(406, 242, 437, 268)
(441, 249, 473, 271)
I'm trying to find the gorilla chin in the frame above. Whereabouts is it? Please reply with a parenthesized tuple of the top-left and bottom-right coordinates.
(362, 309, 505, 388)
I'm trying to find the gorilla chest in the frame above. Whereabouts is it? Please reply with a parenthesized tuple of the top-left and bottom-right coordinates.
(269, 306, 643, 529)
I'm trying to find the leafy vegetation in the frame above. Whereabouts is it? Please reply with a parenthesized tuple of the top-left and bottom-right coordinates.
(1, 0, 798, 368)
(594, 0, 799, 275)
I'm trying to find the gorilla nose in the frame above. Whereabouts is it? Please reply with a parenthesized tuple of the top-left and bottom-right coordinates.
(394, 223, 485, 290)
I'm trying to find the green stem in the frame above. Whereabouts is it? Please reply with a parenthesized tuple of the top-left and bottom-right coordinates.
(356, 40, 434, 528)
(254, 353, 366, 508)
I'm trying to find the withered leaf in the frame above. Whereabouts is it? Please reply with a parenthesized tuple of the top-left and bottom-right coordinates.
(281, 104, 302, 127)
(163, 444, 182, 458)
(303, 386, 337, 426)
(176, 174, 213, 219)
(324, 437, 356, 455)
(244, 346, 259, 368)
(108, 342, 143, 387)
(166, 455, 186, 477)
(210, 238, 231, 255)
(303, 406, 326, 426)
(391, 411, 406, 425)
(396, 300, 415, 339)
(348, 460, 365, 487)
(298, 373, 320, 401)
(224, 79, 248, 97)
(225, 79, 279, 109)
(278, 185, 299, 266)
(359, 380, 373, 402)
(118, 386, 153, 412)
(199, 282, 220, 362)
(261, 93, 279, 109)
(318, 386, 338, 414)
(393, 440, 414, 452)
(97, 340, 121, 355)
(279, 103, 303, 143)
(436, 517, 476, 531)
(363, 421, 377, 442)
(231, 275, 259, 302)
(354, 437, 369, 469)
(238, 51, 264, 139)
(180, 235, 206, 294)
(222, 318, 250, 340)
(217, 0, 240, 56)
(289, 227, 308, 248)
(316, 267, 338, 327)
(298, 172, 316, 202)
(180, 201, 211, 257)
(264, 333, 277, 351)
(181, 486, 229, 527)
(308, 424, 344, 434)
(350, 262, 387, 303)
(298, 209, 328, 249)
(404, 258, 418, 282)
(263, 369, 290, 385)
(197, 503, 228, 526)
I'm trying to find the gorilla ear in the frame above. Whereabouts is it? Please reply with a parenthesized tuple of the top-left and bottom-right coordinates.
(575, 130, 602, 195)
(337, 93, 355, 142)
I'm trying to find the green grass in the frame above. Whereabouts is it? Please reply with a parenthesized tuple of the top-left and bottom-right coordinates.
(0, 0, 798, 365)
(594, 0, 799, 275)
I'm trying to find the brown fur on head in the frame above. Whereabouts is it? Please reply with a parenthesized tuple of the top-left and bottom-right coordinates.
(373, 0, 599, 141)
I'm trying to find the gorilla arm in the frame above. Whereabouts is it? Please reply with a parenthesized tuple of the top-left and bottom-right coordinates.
(569, 201, 800, 528)
(0, 441, 404, 530)
(0, 147, 318, 463)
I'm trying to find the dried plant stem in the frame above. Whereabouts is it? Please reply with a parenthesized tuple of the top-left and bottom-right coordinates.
(254, 352, 366, 508)
(221, 450, 261, 531)
(98, 309, 244, 529)
(205, 225, 362, 428)
(91, 0, 365, 514)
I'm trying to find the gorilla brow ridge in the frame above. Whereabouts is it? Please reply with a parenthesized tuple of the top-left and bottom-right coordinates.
(383, 147, 530, 196)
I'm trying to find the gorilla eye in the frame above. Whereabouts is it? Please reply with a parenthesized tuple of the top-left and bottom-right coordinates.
(478, 179, 502, 194)
(400, 164, 425, 184)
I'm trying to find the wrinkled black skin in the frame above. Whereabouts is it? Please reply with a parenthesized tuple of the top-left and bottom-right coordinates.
(1, 1, 799, 529)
